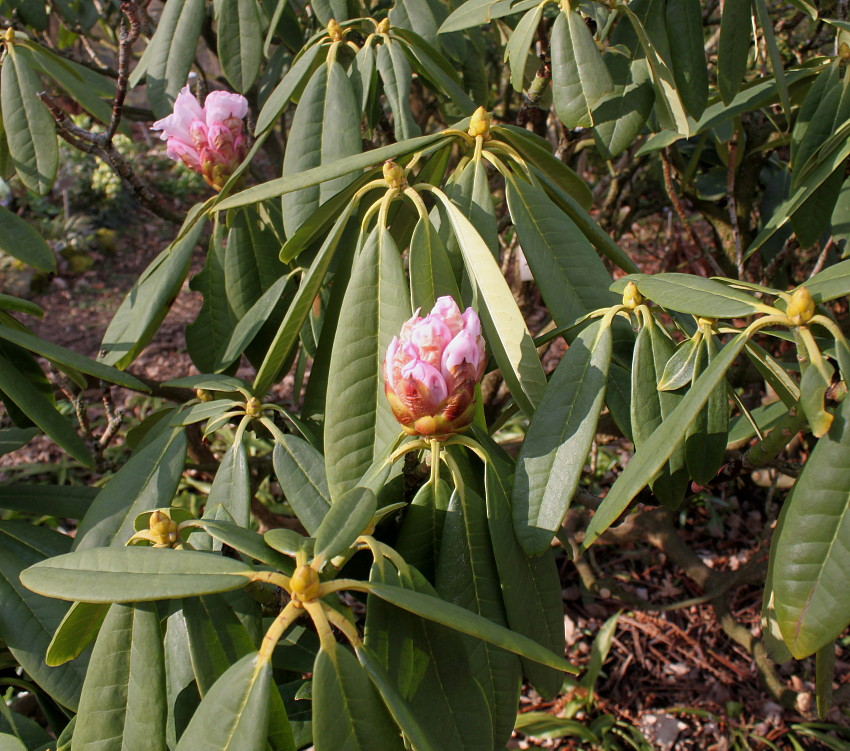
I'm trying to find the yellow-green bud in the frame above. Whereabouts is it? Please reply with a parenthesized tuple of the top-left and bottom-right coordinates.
(468, 106, 491, 139)
(840, 42, 850, 61)
(382, 160, 406, 189)
(149, 510, 178, 547)
(4, 28, 14, 43)
(327, 19, 344, 41)
(786, 286, 815, 326)
(245, 396, 262, 418)
(622, 281, 643, 309)
(696, 317, 715, 328)
(377, 17, 390, 33)
(290, 565, 321, 602)
(196, 388, 213, 402)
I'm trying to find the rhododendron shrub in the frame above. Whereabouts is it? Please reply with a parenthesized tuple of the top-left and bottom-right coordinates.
(0, 1, 849, 750)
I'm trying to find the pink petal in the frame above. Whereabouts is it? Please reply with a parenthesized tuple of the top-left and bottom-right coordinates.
(431, 296, 464, 336)
(204, 91, 249, 126)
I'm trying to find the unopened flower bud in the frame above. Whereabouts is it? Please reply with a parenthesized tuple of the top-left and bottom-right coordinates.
(327, 19, 344, 41)
(377, 18, 390, 33)
(786, 286, 815, 325)
(245, 397, 262, 418)
(149, 510, 179, 547)
(696, 317, 715, 327)
(468, 106, 491, 139)
(383, 160, 406, 189)
(196, 388, 213, 402)
(840, 42, 850, 61)
(290, 565, 321, 602)
(622, 281, 643, 309)
(384, 296, 486, 438)
(4, 27, 14, 42)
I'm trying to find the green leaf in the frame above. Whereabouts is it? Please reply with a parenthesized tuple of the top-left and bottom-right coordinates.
(753, 0, 790, 125)
(665, 0, 708, 119)
(216, 0, 263, 93)
(433, 190, 547, 416)
(718, 0, 752, 104)
(377, 40, 421, 141)
(657, 336, 700, 391)
(20, 547, 255, 604)
(314, 487, 377, 563)
(145, 0, 206, 117)
(46, 601, 108, 667)
(409, 217, 461, 312)
(591, 58, 655, 160)
(0, 45, 58, 194)
(175, 652, 272, 751)
(255, 44, 324, 135)
(620, 273, 766, 318)
(0, 351, 91, 466)
(581, 611, 620, 696)
(685, 334, 729, 485)
(394, 479, 450, 582)
(253, 203, 355, 396)
(71, 603, 166, 751)
(272, 436, 331, 535)
(73, 426, 187, 551)
(816, 641, 835, 719)
(0, 522, 86, 710)
(364, 565, 492, 751)
(582, 332, 749, 549)
(505, 5, 545, 92)
(438, 0, 529, 33)
(513, 320, 612, 554)
(0, 293, 43, 318)
(550, 9, 613, 128)
(0, 427, 37, 458)
(0, 204, 55, 271)
(773, 396, 850, 658)
(801, 259, 850, 303)
(513, 713, 598, 742)
(0, 322, 148, 391)
(191, 520, 295, 573)
(216, 132, 450, 212)
(0, 483, 97, 518)
(313, 642, 405, 751)
(435, 485, 521, 747)
(323, 227, 410, 499)
(100, 208, 206, 368)
(480, 438, 565, 699)
(361, 580, 577, 673)
(800, 362, 834, 439)
(281, 61, 362, 237)
(207, 441, 251, 528)
(0, 735, 26, 751)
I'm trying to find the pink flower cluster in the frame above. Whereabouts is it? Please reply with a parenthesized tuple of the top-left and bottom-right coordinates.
(384, 296, 486, 438)
(151, 86, 248, 191)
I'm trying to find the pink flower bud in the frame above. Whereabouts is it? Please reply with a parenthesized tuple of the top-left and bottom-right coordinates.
(151, 85, 249, 192)
(383, 297, 486, 438)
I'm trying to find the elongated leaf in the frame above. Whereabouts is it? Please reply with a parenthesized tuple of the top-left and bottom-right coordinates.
(409, 217, 461, 312)
(175, 652, 271, 751)
(0, 204, 55, 271)
(513, 320, 612, 554)
(433, 191, 547, 416)
(365, 563, 492, 750)
(0, 45, 58, 194)
(753, 0, 790, 124)
(0, 427, 37, 457)
(620, 273, 766, 318)
(685, 334, 729, 485)
(505, 5, 545, 92)
(377, 40, 420, 141)
(0, 351, 91, 466)
(46, 601, 108, 667)
(255, 44, 324, 135)
(361, 580, 577, 673)
(394, 479, 450, 581)
(802, 259, 850, 303)
(314, 487, 377, 562)
(216, 0, 262, 93)
(313, 642, 405, 751)
(323, 227, 410, 498)
(479, 436, 565, 698)
(0, 522, 86, 710)
(71, 603, 166, 751)
(281, 61, 362, 237)
(582, 333, 749, 549)
(190, 520, 294, 573)
(773, 396, 850, 658)
(100, 208, 205, 368)
(145, 0, 206, 117)
(0, 323, 148, 391)
(439, 0, 525, 33)
(73, 426, 186, 551)
(591, 57, 655, 160)
(718, 0, 752, 104)
(272, 436, 331, 535)
(550, 9, 613, 128)
(217, 132, 450, 211)
(658, 336, 700, 391)
(436, 485, 521, 747)
(21, 547, 255, 603)
(666, 0, 708, 118)
(207, 441, 251, 528)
